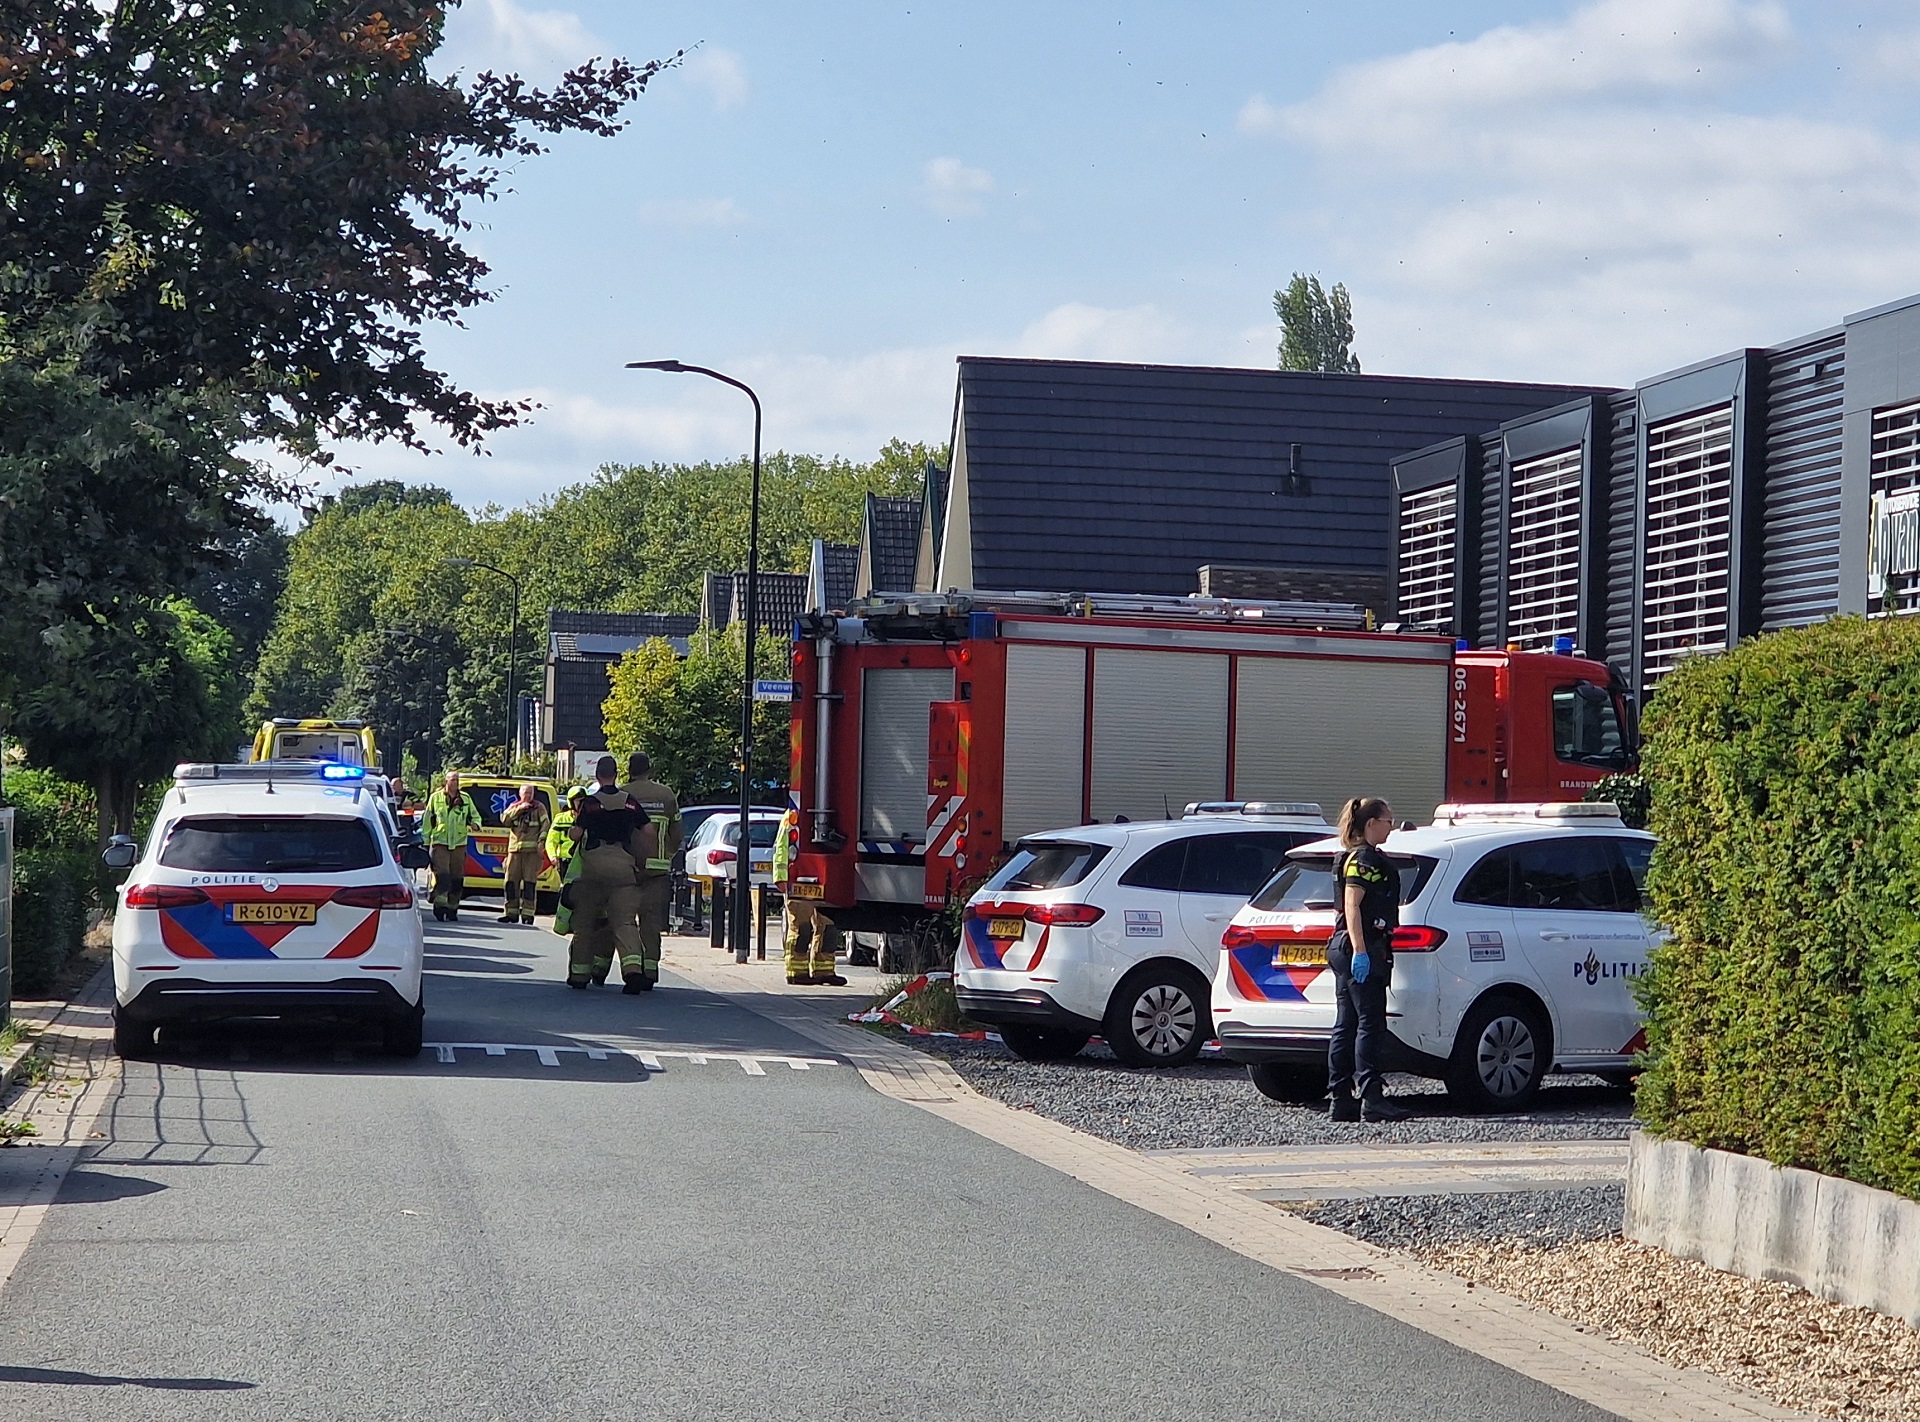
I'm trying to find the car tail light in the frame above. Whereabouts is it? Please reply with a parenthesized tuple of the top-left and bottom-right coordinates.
(124, 884, 209, 909)
(333, 883, 416, 910)
(711, 849, 737, 864)
(1220, 923, 1259, 949)
(1390, 924, 1448, 951)
(1025, 903, 1104, 927)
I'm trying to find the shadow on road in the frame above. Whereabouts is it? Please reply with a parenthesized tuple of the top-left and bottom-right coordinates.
(0, 1365, 254, 1391)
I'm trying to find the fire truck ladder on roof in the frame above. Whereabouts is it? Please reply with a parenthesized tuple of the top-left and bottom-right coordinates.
(844, 590, 1373, 630)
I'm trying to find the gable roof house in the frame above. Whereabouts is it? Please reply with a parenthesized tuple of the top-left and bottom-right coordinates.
(542, 610, 699, 752)
(928, 357, 1610, 611)
(855, 494, 922, 597)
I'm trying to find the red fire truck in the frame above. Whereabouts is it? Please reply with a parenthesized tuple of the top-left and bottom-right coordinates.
(785, 592, 1637, 935)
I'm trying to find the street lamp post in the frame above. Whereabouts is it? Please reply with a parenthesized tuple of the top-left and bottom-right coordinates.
(628, 359, 762, 964)
(444, 558, 521, 775)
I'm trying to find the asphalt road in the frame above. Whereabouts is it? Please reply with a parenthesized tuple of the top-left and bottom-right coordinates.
(0, 911, 1622, 1421)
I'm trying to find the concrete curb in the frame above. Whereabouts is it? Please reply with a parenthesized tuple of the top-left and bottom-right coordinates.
(1626, 1129, 1920, 1327)
(662, 942, 1811, 1421)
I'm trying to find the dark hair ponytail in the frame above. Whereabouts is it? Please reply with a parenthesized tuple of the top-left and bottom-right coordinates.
(1337, 796, 1390, 848)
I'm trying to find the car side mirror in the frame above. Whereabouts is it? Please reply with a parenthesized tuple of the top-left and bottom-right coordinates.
(102, 836, 138, 871)
(397, 844, 432, 871)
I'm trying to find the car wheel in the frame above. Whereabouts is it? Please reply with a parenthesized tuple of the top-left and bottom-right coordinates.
(535, 890, 559, 917)
(1445, 995, 1550, 1112)
(998, 1027, 1091, 1062)
(382, 1002, 425, 1059)
(1104, 966, 1210, 1068)
(1247, 1061, 1327, 1104)
(112, 1010, 157, 1059)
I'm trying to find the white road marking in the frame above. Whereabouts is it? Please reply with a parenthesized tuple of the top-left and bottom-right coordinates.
(422, 1043, 839, 1075)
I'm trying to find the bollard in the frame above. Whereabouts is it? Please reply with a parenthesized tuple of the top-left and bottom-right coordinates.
(755, 884, 769, 961)
(708, 881, 727, 949)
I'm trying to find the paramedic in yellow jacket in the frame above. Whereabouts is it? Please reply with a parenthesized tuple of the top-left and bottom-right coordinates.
(422, 773, 483, 921)
(773, 806, 844, 986)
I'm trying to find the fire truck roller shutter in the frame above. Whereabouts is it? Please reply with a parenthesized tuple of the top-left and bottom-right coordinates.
(1232, 655, 1450, 824)
(1090, 650, 1229, 823)
(1003, 644, 1087, 839)
(859, 667, 956, 842)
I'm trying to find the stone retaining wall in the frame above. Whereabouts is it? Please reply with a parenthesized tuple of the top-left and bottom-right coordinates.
(1625, 1130, 1920, 1326)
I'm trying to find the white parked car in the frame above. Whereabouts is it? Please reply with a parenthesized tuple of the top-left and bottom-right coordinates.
(683, 809, 783, 889)
(106, 761, 428, 1059)
(953, 803, 1332, 1067)
(1212, 802, 1655, 1111)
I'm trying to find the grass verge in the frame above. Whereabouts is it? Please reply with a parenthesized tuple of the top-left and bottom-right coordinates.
(863, 975, 981, 1035)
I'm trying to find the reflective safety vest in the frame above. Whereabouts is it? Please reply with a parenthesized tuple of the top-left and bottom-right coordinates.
(422, 789, 482, 849)
(546, 810, 577, 867)
(772, 808, 800, 886)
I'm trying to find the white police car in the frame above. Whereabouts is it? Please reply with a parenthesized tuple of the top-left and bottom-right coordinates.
(954, 803, 1331, 1067)
(106, 761, 429, 1059)
(1211, 802, 1655, 1111)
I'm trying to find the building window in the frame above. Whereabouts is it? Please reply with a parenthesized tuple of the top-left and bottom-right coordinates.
(1641, 405, 1734, 684)
(1869, 400, 1920, 616)
(1397, 483, 1455, 632)
(1506, 447, 1582, 650)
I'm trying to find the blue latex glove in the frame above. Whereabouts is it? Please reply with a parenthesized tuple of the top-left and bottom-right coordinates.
(1351, 950, 1371, 984)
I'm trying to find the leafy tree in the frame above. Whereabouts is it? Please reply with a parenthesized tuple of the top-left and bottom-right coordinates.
(1274, 274, 1361, 374)
(0, 1, 675, 458)
(11, 598, 243, 836)
(319, 482, 457, 521)
(332, 623, 459, 773)
(0, 343, 259, 701)
(602, 627, 788, 805)
(181, 518, 291, 665)
(439, 649, 509, 773)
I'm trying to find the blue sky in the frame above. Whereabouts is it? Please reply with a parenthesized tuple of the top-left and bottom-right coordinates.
(322, 0, 1920, 507)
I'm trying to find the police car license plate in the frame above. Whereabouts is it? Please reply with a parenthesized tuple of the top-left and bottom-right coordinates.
(790, 882, 824, 899)
(988, 917, 1026, 939)
(228, 902, 318, 926)
(1271, 943, 1326, 966)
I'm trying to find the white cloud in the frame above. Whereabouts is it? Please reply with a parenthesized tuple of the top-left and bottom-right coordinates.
(638, 196, 747, 228)
(1244, 0, 1920, 384)
(681, 47, 749, 111)
(1009, 303, 1188, 363)
(920, 157, 995, 218)
(434, 0, 599, 79)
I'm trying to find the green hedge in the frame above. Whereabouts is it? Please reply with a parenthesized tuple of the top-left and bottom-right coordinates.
(1637, 616, 1920, 1200)
(3, 768, 99, 995)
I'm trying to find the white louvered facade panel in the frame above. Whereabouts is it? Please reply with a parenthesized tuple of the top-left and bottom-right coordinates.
(1001, 643, 1087, 839)
(1868, 400, 1920, 616)
(1088, 651, 1227, 823)
(1642, 406, 1734, 685)
(858, 667, 954, 841)
(1397, 484, 1456, 632)
(1504, 447, 1583, 650)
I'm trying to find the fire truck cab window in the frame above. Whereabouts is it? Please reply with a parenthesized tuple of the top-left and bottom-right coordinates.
(1552, 683, 1625, 766)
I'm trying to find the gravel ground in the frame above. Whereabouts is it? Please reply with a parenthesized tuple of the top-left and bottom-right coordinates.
(1292, 1186, 1624, 1251)
(897, 1034, 1635, 1150)
(1422, 1238, 1920, 1422)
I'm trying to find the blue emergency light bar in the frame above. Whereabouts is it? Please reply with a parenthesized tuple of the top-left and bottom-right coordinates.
(174, 761, 369, 783)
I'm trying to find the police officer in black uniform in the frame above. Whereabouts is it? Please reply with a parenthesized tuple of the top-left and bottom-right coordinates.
(1326, 796, 1411, 1123)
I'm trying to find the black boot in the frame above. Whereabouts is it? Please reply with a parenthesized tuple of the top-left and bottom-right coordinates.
(1361, 1097, 1412, 1123)
(1328, 1093, 1361, 1122)
(566, 975, 590, 989)
(496, 911, 516, 924)
(622, 972, 649, 995)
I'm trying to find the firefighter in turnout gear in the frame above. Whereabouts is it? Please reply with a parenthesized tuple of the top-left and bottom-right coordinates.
(566, 757, 656, 993)
(498, 783, 551, 924)
(620, 752, 682, 980)
(423, 772, 483, 921)
(773, 806, 844, 986)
